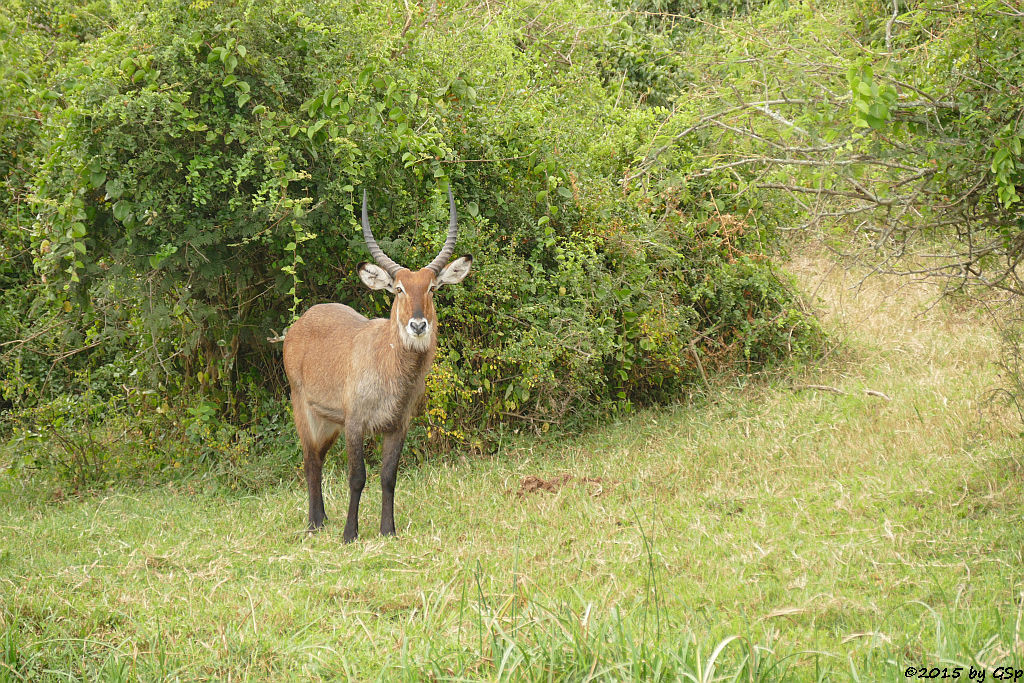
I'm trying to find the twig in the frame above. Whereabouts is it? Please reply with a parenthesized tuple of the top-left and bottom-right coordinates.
(624, 96, 847, 183)
(688, 339, 711, 392)
(792, 383, 845, 395)
(497, 411, 558, 424)
(885, 0, 899, 51)
(0, 321, 64, 350)
(439, 154, 531, 164)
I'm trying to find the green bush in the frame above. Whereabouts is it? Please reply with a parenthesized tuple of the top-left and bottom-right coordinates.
(1, 0, 819, 488)
(601, 0, 765, 106)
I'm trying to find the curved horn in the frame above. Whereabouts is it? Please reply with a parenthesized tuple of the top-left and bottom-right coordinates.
(425, 187, 459, 274)
(362, 189, 403, 276)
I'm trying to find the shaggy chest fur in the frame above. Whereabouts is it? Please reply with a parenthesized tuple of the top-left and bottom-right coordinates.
(355, 340, 433, 434)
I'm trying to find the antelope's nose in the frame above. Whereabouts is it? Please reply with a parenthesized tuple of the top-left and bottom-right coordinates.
(409, 319, 428, 336)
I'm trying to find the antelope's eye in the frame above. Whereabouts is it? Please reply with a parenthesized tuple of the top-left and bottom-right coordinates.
(396, 284, 406, 294)
(428, 284, 437, 293)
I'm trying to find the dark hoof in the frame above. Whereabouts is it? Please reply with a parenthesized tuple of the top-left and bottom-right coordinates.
(343, 527, 358, 544)
(380, 526, 397, 537)
(307, 516, 327, 533)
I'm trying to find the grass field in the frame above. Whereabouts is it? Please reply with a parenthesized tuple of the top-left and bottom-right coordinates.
(2, 251, 1023, 681)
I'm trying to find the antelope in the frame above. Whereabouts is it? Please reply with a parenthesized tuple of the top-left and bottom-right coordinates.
(283, 188, 472, 541)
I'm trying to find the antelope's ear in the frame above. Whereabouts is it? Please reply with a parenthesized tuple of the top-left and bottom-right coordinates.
(358, 263, 395, 292)
(436, 255, 473, 287)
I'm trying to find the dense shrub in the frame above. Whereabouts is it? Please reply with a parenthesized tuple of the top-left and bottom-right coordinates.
(0, 0, 819, 487)
(607, 0, 1024, 416)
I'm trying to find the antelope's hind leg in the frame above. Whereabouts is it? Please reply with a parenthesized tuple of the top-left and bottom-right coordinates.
(294, 395, 337, 532)
(303, 439, 332, 531)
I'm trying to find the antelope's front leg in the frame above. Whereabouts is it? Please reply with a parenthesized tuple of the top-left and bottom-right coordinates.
(380, 429, 407, 537)
(343, 426, 366, 543)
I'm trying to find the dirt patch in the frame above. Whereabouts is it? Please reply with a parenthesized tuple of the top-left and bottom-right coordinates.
(517, 473, 609, 498)
(518, 473, 572, 495)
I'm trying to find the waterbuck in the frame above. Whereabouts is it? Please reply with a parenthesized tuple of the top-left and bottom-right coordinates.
(283, 188, 472, 541)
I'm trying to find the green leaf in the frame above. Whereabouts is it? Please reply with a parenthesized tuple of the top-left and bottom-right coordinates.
(847, 66, 858, 86)
(467, 202, 479, 217)
(993, 148, 1010, 171)
(112, 200, 132, 222)
(105, 179, 124, 200)
(307, 119, 326, 139)
(237, 92, 250, 107)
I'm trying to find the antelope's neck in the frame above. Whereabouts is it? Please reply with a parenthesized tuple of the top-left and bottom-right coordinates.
(383, 317, 436, 376)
